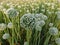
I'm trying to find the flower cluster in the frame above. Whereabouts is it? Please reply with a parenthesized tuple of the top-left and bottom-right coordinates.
(35, 20, 45, 31)
(20, 13, 35, 30)
(20, 13, 48, 31)
(0, 0, 60, 45)
(0, 22, 13, 31)
(6, 8, 19, 18)
(34, 13, 48, 31)
(55, 11, 60, 20)
(7, 22, 13, 29)
(49, 27, 58, 36)
(2, 33, 10, 39)
(49, 23, 53, 27)
(0, 23, 6, 31)
(35, 13, 48, 21)
(49, 26, 59, 45)
(55, 38, 60, 45)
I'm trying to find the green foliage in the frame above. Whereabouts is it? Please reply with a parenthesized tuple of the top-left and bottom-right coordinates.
(0, 0, 60, 45)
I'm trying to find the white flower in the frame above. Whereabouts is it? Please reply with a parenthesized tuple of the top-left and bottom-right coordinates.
(49, 23, 53, 27)
(51, 5, 54, 9)
(20, 13, 35, 30)
(2, 33, 10, 39)
(56, 11, 60, 19)
(6, 8, 19, 18)
(35, 13, 48, 21)
(24, 42, 28, 45)
(7, 22, 13, 29)
(36, 20, 45, 27)
(0, 2, 4, 5)
(56, 11, 60, 15)
(40, 13, 48, 21)
(34, 14, 41, 21)
(26, 10, 30, 13)
(0, 5, 3, 9)
(41, 9, 45, 13)
(0, 23, 6, 31)
(35, 14, 41, 18)
(49, 27, 58, 35)
(55, 38, 60, 45)
(7, 3, 10, 6)
(48, 11, 52, 15)
(18, 5, 21, 8)
(35, 20, 45, 31)
(47, 3, 51, 6)
(41, 5, 45, 8)
(47, 10, 52, 15)
(3, 8, 6, 12)
(32, 8, 35, 11)
(35, 25, 42, 31)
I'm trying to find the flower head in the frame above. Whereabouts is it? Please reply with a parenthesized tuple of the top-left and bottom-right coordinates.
(20, 13, 35, 30)
(35, 20, 45, 31)
(49, 23, 53, 27)
(2, 33, 10, 39)
(55, 38, 60, 45)
(35, 20, 45, 27)
(24, 42, 29, 45)
(35, 13, 48, 21)
(40, 13, 48, 21)
(49, 27, 58, 35)
(55, 11, 60, 20)
(34, 14, 41, 21)
(0, 23, 6, 31)
(6, 8, 19, 18)
(35, 24, 42, 31)
(7, 22, 13, 29)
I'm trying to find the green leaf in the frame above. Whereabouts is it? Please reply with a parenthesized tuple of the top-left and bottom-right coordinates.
(44, 35, 51, 45)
